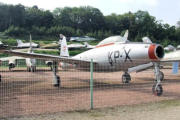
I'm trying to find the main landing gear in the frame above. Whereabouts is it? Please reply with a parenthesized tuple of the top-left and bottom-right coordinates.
(152, 63, 164, 96)
(27, 66, 36, 72)
(9, 63, 15, 71)
(52, 61, 61, 87)
(122, 72, 131, 84)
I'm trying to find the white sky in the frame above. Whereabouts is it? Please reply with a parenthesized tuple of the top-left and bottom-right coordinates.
(0, 0, 179, 26)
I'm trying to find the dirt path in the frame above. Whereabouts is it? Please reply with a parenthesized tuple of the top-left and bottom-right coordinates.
(6, 99, 180, 120)
(0, 68, 180, 118)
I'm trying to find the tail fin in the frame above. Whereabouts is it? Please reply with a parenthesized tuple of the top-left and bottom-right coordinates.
(59, 34, 69, 57)
(17, 39, 23, 45)
(123, 30, 129, 40)
(28, 34, 33, 53)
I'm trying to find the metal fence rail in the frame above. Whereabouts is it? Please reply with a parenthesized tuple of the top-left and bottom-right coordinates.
(0, 59, 179, 118)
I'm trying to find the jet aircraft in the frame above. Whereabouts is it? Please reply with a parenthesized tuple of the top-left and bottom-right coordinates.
(70, 36, 96, 42)
(0, 34, 180, 96)
(0, 35, 36, 72)
(16, 39, 39, 48)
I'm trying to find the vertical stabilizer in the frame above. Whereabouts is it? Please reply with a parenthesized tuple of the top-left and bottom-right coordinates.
(60, 34, 69, 57)
(28, 34, 33, 53)
(17, 39, 23, 46)
(123, 30, 129, 40)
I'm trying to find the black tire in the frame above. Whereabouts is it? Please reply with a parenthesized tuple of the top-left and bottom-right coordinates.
(159, 71, 164, 81)
(122, 73, 131, 83)
(0, 74, 1, 82)
(152, 84, 163, 96)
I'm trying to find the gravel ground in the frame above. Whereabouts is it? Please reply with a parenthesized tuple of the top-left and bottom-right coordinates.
(0, 68, 180, 119)
(5, 99, 180, 120)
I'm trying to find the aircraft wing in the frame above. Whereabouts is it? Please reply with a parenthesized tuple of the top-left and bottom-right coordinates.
(160, 58, 180, 62)
(1, 50, 96, 66)
(160, 50, 180, 62)
(160, 57, 180, 62)
(0, 56, 25, 61)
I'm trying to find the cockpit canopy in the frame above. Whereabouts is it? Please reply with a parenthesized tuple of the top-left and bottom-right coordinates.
(97, 36, 129, 46)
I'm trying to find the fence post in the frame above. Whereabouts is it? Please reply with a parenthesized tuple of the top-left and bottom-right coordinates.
(90, 59, 94, 109)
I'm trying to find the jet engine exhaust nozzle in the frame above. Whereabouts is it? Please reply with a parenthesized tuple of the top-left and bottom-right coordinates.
(148, 44, 164, 61)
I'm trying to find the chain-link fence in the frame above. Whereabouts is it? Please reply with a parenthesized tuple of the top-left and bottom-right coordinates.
(0, 59, 180, 118)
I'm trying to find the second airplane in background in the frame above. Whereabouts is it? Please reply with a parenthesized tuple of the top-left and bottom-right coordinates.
(0, 35, 36, 72)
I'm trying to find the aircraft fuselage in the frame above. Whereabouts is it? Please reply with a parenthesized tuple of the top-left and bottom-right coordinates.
(73, 43, 164, 71)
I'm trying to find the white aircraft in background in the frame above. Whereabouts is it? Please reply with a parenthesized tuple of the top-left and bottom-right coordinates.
(0, 56, 24, 70)
(67, 43, 86, 50)
(68, 42, 97, 50)
(16, 39, 39, 48)
(70, 36, 96, 42)
(0, 35, 36, 72)
(0, 34, 180, 96)
(0, 41, 4, 47)
(0, 41, 8, 48)
(177, 45, 180, 50)
(164, 45, 176, 51)
(163, 46, 180, 75)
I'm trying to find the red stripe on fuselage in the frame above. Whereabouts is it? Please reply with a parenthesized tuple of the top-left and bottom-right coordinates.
(96, 43, 114, 48)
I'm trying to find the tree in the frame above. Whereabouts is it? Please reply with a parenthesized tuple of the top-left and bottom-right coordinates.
(24, 6, 54, 29)
(0, 3, 25, 31)
(53, 6, 105, 32)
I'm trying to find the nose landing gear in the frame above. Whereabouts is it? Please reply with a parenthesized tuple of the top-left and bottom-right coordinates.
(122, 72, 131, 84)
(152, 63, 163, 96)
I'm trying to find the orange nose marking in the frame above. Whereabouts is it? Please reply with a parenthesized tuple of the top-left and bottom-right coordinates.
(148, 44, 157, 60)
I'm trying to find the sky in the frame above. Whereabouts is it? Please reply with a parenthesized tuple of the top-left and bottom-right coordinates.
(0, 0, 179, 26)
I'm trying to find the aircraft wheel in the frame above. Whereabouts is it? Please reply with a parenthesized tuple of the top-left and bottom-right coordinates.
(159, 71, 164, 81)
(0, 74, 1, 82)
(122, 72, 131, 83)
(152, 84, 163, 96)
(54, 75, 61, 87)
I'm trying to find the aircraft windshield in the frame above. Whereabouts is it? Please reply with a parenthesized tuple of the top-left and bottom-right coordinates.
(97, 36, 126, 46)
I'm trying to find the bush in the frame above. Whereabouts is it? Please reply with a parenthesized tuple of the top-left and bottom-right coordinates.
(47, 26, 75, 37)
(4, 26, 27, 36)
(2, 38, 17, 46)
(31, 26, 47, 36)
